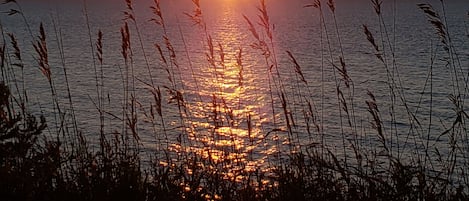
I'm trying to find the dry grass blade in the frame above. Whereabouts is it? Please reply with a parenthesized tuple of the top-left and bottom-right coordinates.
(218, 43, 225, 65)
(120, 22, 131, 61)
(184, 0, 203, 26)
(126, 96, 140, 141)
(362, 24, 383, 62)
(150, 0, 164, 27)
(340, 57, 350, 87)
(366, 90, 389, 153)
(206, 35, 215, 66)
(33, 23, 51, 81)
(165, 87, 185, 107)
(154, 43, 167, 65)
(123, 0, 135, 22)
(243, 15, 260, 41)
(418, 3, 439, 18)
(151, 86, 162, 118)
(125, 0, 132, 10)
(335, 57, 350, 88)
(304, 0, 320, 8)
(327, 0, 335, 12)
(280, 91, 293, 137)
(363, 25, 378, 52)
(4, 9, 19, 16)
(257, 0, 272, 40)
(123, 11, 135, 21)
(7, 33, 22, 66)
(163, 36, 177, 67)
(236, 48, 243, 86)
(0, 44, 5, 69)
(327, 149, 348, 181)
(244, 13, 270, 59)
(258, 0, 269, 25)
(418, 3, 449, 51)
(338, 88, 348, 115)
(96, 30, 103, 65)
(154, 43, 172, 83)
(2, 0, 16, 4)
(286, 51, 307, 85)
(191, 0, 200, 7)
(306, 100, 320, 133)
(366, 91, 379, 117)
(371, 0, 382, 15)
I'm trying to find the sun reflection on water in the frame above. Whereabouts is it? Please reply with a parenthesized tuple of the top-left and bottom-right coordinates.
(164, 2, 282, 185)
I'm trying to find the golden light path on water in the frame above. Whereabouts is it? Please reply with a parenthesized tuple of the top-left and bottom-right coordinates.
(163, 0, 282, 184)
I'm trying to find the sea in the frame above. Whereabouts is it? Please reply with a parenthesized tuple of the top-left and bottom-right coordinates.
(1, 0, 468, 175)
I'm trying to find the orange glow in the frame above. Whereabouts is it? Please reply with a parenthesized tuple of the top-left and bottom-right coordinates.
(167, 1, 278, 184)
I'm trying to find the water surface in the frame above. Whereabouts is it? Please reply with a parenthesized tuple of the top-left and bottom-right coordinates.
(2, 0, 468, 177)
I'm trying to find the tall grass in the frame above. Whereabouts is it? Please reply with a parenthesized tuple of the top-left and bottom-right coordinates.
(0, 0, 468, 200)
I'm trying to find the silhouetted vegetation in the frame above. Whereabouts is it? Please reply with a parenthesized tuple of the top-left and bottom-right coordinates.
(1, 0, 468, 200)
